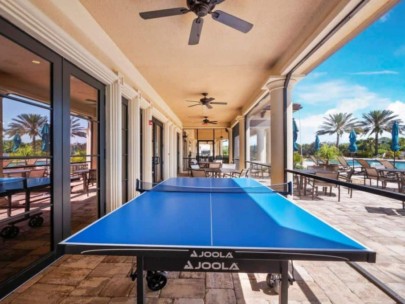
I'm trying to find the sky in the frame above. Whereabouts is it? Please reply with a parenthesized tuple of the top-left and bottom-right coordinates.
(293, 1, 405, 145)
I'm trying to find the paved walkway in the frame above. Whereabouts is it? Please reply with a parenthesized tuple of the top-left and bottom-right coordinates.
(1, 183, 404, 303)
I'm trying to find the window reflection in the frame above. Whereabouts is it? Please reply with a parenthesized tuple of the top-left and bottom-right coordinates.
(69, 76, 99, 233)
(0, 35, 52, 285)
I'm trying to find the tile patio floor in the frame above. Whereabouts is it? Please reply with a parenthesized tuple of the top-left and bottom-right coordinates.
(1, 179, 404, 304)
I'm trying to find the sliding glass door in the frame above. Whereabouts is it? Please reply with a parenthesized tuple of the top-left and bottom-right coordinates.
(63, 62, 105, 236)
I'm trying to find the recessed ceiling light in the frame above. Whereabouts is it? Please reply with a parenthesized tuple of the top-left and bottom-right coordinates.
(32, 60, 41, 64)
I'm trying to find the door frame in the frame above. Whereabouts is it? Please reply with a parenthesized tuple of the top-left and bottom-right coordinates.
(61, 61, 106, 238)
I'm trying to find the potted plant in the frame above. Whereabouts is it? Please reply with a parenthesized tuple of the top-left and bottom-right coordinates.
(316, 144, 339, 169)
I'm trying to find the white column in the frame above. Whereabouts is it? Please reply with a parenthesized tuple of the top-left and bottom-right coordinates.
(106, 79, 122, 212)
(143, 106, 153, 183)
(163, 121, 171, 179)
(228, 128, 233, 164)
(256, 128, 265, 163)
(169, 125, 176, 177)
(179, 129, 183, 174)
(266, 128, 271, 164)
(245, 117, 251, 163)
(128, 95, 140, 199)
(238, 117, 246, 169)
(267, 76, 300, 184)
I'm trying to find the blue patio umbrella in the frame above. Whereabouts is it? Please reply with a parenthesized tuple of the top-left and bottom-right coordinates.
(12, 134, 21, 152)
(293, 118, 299, 151)
(41, 123, 50, 152)
(349, 130, 358, 153)
(314, 135, 321, 152)
(348, 130, 358, 169)
(391, 121, 400, 167)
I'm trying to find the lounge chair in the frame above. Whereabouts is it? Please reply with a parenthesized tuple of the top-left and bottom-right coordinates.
(309, 155, 325, 166)
(336, 156, 352, 171)
(357, 159, 371, 169)
(379, 159, 395, 169)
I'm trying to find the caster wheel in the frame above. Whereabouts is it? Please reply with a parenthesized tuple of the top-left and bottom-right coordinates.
(266, 273, 281, 294)
(146, 271, 167, 291)
(29, 216, 44, 227)
(1, 225, 20, 239)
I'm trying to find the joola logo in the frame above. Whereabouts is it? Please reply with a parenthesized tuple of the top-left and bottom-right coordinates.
(184, 261, 240, 271)
(190, 250, 233, 259)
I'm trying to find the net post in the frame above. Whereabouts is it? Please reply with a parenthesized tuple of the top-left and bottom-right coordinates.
(136, 256, 144, 304)
(287, 181, 292, 196)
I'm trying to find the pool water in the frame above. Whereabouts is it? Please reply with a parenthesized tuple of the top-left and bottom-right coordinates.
(346, 159, 405, 169)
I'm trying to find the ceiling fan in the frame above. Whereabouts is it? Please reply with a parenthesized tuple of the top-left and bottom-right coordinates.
(202, 116, 218, 125)
(139, 0, 253, 45)
(186, 93, 227, 109)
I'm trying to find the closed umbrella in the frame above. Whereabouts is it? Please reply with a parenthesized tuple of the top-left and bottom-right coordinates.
(41, 123, 50, 152)
(349, 130, 358, 169)
(391, 121, 400, 167)
(314, 135, 321, 152)
(12, 134, 21, 152)
(293, 118, 299, 152)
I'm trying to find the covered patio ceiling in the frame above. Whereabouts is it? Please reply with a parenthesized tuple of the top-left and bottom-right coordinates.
(26, 0, 397, 128)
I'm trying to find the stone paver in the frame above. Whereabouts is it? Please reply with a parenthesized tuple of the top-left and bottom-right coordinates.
(1, 181, 404, 303)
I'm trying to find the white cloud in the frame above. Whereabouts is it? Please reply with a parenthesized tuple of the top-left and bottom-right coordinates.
(294, 79, 400, 144)
(350, 70, 399, 75)
(379, 13, 390, 23)
(387, 100, 405, 120)
(394, 45, 405, 56)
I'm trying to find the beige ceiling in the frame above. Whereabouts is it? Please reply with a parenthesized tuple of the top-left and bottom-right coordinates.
(78, 0, 344, 128)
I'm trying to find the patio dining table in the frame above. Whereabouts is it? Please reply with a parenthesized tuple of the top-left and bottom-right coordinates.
(293, 168, 338, 196)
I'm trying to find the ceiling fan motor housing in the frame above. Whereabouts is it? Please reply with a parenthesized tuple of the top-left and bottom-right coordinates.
(187, 0, 216, 17)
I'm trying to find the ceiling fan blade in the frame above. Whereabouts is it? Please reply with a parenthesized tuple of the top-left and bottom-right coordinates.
(189, 18, 204, 45)
(188, 104, 201, 108)
(206, 103, 213, 109)
(211, 10, 253, 33)
(140, 7, 189, 19)
(209, 121, 218, 124)
(206, 97, 215, 102)
(210, 102, 227, 105)
(186, 100, 200, 103)
(212, 0, 226, 4)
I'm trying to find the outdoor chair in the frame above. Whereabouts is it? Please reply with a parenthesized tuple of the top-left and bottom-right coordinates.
(28, 168, 46, 178)
(233, 168, 250, 178)
(357, 159, 371, 170)
(208, 162, 221, 169)
(88, 169, 97, 185)
(339, 168, 355, 198)
(191, 169, 208, 177)
(336, 156, 353, 171)
(310, 171, 340, 202)
(309, 155, 325, 166)
(379, 159, 395, 169)
(364, 168, 384, 187)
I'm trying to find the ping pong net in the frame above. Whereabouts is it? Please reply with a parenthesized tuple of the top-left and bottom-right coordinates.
(149, 179, 277, 194)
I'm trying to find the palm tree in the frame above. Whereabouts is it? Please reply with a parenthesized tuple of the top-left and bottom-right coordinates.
(70, 117, 87, 138)
(5, 114, 47, 152)
(317, 113, 358, 147)
(359, 110, 403, 156)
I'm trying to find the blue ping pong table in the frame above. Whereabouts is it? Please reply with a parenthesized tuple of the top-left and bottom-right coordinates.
(1, 177, 49, 238)
(60, 177, 376, 304)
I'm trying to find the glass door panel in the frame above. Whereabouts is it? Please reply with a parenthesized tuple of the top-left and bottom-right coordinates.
(0, 34, 53, 285)
(69, 76, 99, 233)
(152, 119, 163, 183)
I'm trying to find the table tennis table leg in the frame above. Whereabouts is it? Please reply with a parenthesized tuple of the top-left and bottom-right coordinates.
(136, 256, 144, 304)
(279, 260, 289, 304)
